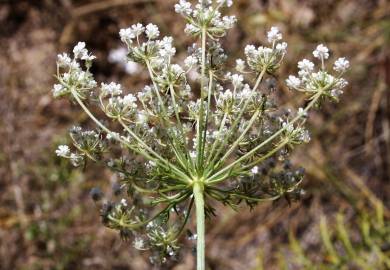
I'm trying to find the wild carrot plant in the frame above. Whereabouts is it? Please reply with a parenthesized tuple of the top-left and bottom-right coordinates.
(53, 0, 349, 268)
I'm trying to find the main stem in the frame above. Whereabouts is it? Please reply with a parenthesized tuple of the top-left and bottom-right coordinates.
(193, 181, 205, 270)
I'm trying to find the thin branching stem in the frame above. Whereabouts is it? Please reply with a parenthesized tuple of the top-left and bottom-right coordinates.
(206, 89, 324, 184)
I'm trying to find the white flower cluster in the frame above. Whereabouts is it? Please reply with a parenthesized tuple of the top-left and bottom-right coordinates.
(176, 0, 236, 38)
(101, 82, 122, 97)
(100, 84, 138, 119)
(282, 122, 311, 145)
(52, 1, 349, 266)
(55, 145, 70, 157)
(53, 42, 97, 98)
(73, 42, 96, 61)
(286, 44, 349, 100)
(244, 27, 287, 73)
(118, 23, 180, 73)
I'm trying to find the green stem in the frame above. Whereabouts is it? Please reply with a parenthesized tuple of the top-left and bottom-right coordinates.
(196, 27, 207, 169)
(207, 68, 266, 170)
(193, 181, 205, 270)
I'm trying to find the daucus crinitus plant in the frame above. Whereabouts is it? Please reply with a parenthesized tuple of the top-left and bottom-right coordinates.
(53, 0, 349, 268)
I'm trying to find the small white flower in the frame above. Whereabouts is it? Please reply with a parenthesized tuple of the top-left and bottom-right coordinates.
(231, 74, 244, 88)
(298, 59, 314, 71)
(220, 16, 236, 29)
(123, 94, 137, 107)
(55, 145, 70, 157)
(282, 122, 294, 133)
(235, 59, 245, 72)
(101, 82, 122, 96)
(297, 107, 307, 117)
(119, 28, 135, 43)
(286, 75, 301, 89)
(251, 166, 259, 174)
(159, 43, 176, 57)
(299, 129, 311, 143)
(313, 44, 329, 60)
(120, 198, 128, 207)
(219, 89, 233, 101)
(159, 36, 173, 47)
(175, 0, 192, 16)
(244, 44, 257, 56)
(131, 23, 145, 36)
(57, 53, 72, 67)
(184, 23, 200, 35)
(171, 64, 184, 75)
(52, 84, 66, 97)
(145, 23, 160, 39)
(333, 57, 350, 72)
(81, 53, 96, 61)
(238, 84, 251, 99)
(267, 26, 282, 43)
(133, 237, 146, 250)
(275, 42, 288, 53)
(184, 55, 198, 68)
(73, 42, 87, 58)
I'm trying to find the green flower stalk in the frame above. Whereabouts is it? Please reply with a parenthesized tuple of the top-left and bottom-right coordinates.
(53, 0, 349, 269)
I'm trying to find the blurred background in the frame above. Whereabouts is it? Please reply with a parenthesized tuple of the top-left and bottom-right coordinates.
(0, 0, 389, 269)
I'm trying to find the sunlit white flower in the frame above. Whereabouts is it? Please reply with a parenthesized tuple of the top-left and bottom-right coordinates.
(275, 42, 288, 53)
(184, 23, 200, 35)
(119, 28, 135, 43)
(267, 26, 282, 43)
(282, 122, 294, 133)
(145, 23, 160, 39)
(286, 75, 301, 89)
(175, 0, 192, 16)
(333, 57, 350, 72)
(101, 82, 122, 96)
(159, 42, 176, 57)
(81, 53, 96, 61)
(123, 94, 137, 108)
(184, 55, 198, 68)
(133, 237, 147, 250)
(244, 45, 256, 54)
(52, 84, 66, 97)
(120, 198, 128, 207)
(297, 107, 307, 117)
(231, 74, 243, 88)
(57, 53, 72, 67)
(251, 166, 259, 174)
(298, 59, 314, 71)
(313, 44, 329, 59)
(235, 58, 245, 72)
(55, 145, 70, 157)
(131, 23, 145, 36)
(73, 42, 87, 58)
